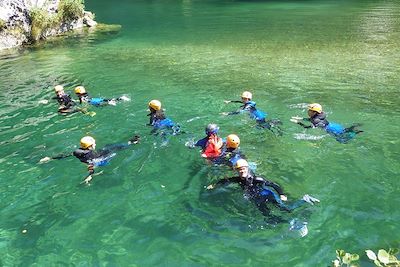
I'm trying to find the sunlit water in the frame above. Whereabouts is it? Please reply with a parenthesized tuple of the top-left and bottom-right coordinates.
(1, 0, 399, 266)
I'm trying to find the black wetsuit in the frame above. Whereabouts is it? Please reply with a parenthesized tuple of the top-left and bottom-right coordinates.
(298, 112, 329, 129)
(214, 145, 245, 167)
(51, 136, 140, 179)
(227, 101, 256, 115)
(53, 93, 76, 113)
(147, 109, 166, 126)
(227, 100, 282, 135)
(297, 112, 363, 143)
(53, 94, 74, 107)
(215, 173, 307, 217)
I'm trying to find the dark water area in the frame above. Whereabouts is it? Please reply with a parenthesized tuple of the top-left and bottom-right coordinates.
(0, 0, 399, 266)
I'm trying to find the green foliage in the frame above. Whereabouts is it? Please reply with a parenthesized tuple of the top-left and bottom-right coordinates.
(332, 250, 360, 267)
(0, 19, 5, 31)
(29, 7, 58, 40)
(365, 249, 400, 266)
(333, 249, 400, 267)
(58, 0, 85, 22)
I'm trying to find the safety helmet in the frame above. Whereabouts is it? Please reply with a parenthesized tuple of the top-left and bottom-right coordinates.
(235, 159, 249, 169)
(205, 123, 219, 135)
(74, 86, 86, 95)
(54, 85, 64, 92)
(80, 136, 96, 149)
(241, 91, 252, 100)
(308, 103, 322, 113)
(226, 134, 240, 149)
(148, 100, 162, 111)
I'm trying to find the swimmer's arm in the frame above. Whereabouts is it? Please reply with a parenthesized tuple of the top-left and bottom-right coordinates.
(82, 164, 95, 184)
(207, 177, 240, 189)
(40, 153, 73, 163)
(297, 122, 313, 128)
(259, 178, 286, 199)
(224, 100, 243, 104)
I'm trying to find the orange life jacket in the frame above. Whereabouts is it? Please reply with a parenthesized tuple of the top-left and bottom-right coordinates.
(201, 134, 223, 158)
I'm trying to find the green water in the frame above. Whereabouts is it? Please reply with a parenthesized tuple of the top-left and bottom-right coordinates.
(1, 0, 400, 266)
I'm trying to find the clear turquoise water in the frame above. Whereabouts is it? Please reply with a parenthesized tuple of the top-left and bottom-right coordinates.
(1, 0, 400, 266)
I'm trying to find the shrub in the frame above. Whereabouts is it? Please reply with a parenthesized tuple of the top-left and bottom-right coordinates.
(29, 7, 57, 40)
(0, 19, 5, 31)
(58, 0, 85, 22)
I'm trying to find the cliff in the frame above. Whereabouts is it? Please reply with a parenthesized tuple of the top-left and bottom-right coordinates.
(0, 0, 97, 50)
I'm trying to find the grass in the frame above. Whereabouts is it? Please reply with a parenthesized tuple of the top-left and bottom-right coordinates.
(58, 0, 85, 22)
(0, 19, 5, 31)
(29, 0, 85, 40)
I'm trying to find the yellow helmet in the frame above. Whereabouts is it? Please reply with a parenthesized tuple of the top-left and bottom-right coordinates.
(226, 134, 240, 149)
(74, 86, 86, 94)
(149, 99, 162, 111)
(80, 136, 96, 149)
(308, 103, 322, 113)
(54, 85, 64, 92)
(235, 159, 249, 169)
(241, 91, 252, 100)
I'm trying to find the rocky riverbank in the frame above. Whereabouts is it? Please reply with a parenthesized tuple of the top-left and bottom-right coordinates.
(0, 0, 97, 50)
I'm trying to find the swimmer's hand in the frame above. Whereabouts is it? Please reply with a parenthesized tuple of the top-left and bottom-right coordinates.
(280, 194, 287, 201)
(108, 100, 117, 106)
(83, 175, 93, 184)
(292, 116, 303, 120)
(119, 95, 130, 101)
(185, 139, 195, 148)
(206, 184, 214, 190)
(128, 135, 140, 145)
(302, 194, 320, 205)
(220, 112, 229, 116)
(223, 100, 231, 104)
(39, 157, 51, 163)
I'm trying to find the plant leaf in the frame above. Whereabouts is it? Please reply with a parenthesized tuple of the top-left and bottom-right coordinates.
(373, 259, 383, 267)
(343, 253, 352, 264)
(351, 254, 360, 261)
(337, 249, 345, 258)
(378, 249, 390, 264)
(366, 250, 377, 261)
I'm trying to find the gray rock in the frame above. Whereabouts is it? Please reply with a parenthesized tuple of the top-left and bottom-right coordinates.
(0, 0, 97, 50)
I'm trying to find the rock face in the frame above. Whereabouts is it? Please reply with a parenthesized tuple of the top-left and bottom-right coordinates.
(0, 0, 97, 50)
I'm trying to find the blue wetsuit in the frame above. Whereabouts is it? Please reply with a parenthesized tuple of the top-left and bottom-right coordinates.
(213, 145, 244, 167)
(214, 173, 308, 217)
(148, 109, 180, 136)
(79, 94, 116, 106)
(227, 101, 282, 135)
(299, 112, 362, 143)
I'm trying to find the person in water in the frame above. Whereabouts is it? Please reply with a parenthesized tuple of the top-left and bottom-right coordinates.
(74, 86, 130, 106)
(290, 103, 363, 143)
(52, 85, 95, 116)
(213, 134, 245, 167)
(207, 159, 319, 218)
(222, 91, 282, 135)
(40, 135, 140, 184)
(147, 99, 180, 135)
(194, 123, 224, 159)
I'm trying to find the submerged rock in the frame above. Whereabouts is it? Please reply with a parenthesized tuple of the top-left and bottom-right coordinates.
(0, 0, 99, 50)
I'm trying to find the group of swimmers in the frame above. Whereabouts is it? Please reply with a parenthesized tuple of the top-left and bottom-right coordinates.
(41, 85, 364, 222)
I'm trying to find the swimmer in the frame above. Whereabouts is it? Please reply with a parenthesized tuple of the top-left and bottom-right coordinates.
(147, 99, 181, 135)
(75, 86, 129, 106)
(193, 123, 223, 159)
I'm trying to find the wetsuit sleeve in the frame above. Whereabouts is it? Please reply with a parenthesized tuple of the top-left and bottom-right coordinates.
(51, 152, 73, 160)
(228, 100, 243, 104)
(297, 122, 313, 128)
(194, 137, 207, 148)
(255, 177, 285, 195)
(215, 176, 241, 186)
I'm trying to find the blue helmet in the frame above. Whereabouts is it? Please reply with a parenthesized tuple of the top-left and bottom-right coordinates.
(205, 123, 219, 135)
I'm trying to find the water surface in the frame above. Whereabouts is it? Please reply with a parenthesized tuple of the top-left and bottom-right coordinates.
(1, 0, 399, 266)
